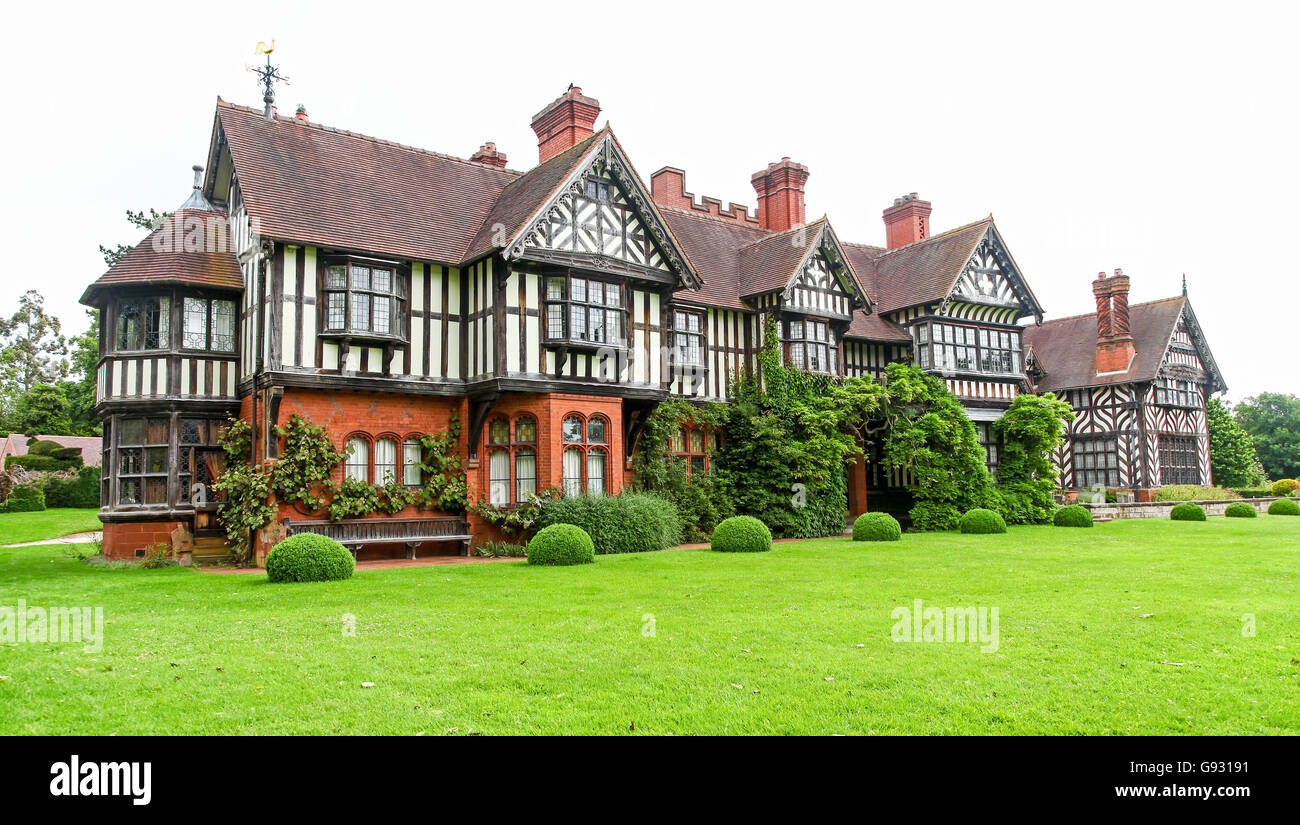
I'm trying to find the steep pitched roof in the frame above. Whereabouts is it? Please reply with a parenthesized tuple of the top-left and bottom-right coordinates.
(1, 435, 103, 468)
(212, 99, 520, 265)
(1023, 296, 1222, 392)
(850, 219, 991, 314)
(461, 130, 605, 263)
(736, 218, 830, 298)
(846, 310, 912, 342)
(660, 207, 771, 310)
(81, 208, 243, 304)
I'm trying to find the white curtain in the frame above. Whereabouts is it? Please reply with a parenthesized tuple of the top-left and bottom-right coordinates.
(403, 440, 422, 486)
(515, 451, 536, 501)
(489, 451, 510, 506)
(374, 439, 397, 484)
(345, 437, 369, 482)
(587, 451, 605, 495)
(563, 448, 582, 497)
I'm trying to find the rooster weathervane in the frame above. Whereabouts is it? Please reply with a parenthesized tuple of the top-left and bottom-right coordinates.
(247, 39, 288, 120)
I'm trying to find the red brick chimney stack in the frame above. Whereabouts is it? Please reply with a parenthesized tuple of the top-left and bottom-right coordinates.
(750, 158, 810, 232)
(530, 86, 601, 164)
(1093, 268, 1135, 374)
(882, 193, 932, 250)
(470, 142, 509, 168)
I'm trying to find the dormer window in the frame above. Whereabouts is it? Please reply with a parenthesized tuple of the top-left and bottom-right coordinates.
(323, 260, 407, 340)
(787, 319, 836, 374)
(544, 274, 627, 348)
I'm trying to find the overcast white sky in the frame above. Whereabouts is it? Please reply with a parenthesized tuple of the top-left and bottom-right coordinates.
(2, 0, 1294, 401)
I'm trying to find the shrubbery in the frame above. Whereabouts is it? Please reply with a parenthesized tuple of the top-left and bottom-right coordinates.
(2, 483, 46, 513)
(852, 512, 902, 542)
(537, 493, 681, 555)
(265, 534, 355, 583)
(1270, 479, 1300, 497)
(1152, 485, 1238, 502)
(1170, 502, 1207, 521)
(1267, 498, 1300, 516)
(959, 508, 1006, 534)
(5, 454, 80, 473)
(526, 523, 595, 566)
(43, 466, 101, 509)
(1053, 504, 1093, 527)
(710, 515, 772, 553)
(1224, 502, 1257, 519)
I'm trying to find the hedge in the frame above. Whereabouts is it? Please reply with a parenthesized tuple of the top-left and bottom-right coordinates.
(1170, 502, 1207, 521)
(44, 467, 101, 509)
(3, 484, 47, 513)
(959, 508, 1006, 534)
(1224, 502, 1257, 519)
(537, 493, 682, 555)
(852, 512, 902, 542)
(1267, 498, 1300, 516)
(5, 454, 80, 473)
(1270, 479, 1300, 497)
(527, 523, 595, 566)
(26, 439, 61, 456)
(710, 516, 772, 553)
(1053, 504, 1093, 527)
(265, 534, 355, 583)
(1233, 488, 1275, 499)
(1152, 485, 1237, 502)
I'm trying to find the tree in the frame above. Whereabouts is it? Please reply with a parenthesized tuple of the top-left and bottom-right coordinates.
(64, 309, 102, 436)
(993, 392, 1075, 523)
(12, 383, 73, 436)
(99, 208, 170, 267)
(1234, 393, 1300, 481)
(0, 291, 68, 395)
(1206, 398, 1263, 488)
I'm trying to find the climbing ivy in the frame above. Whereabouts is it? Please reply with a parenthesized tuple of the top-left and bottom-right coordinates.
(272, 414, 346, 511)
(990, 391, 1075, 524)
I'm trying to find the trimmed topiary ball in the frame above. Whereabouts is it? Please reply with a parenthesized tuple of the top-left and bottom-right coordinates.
(710, 516, 773, 553)
(1170, 502, 1207, 521)
(959, 508, 1007, 534)
(852, 512, 902, 542)
(527, 523, 595, 566)
(1267, 497, 1300, 516)
(1053, 504, 1094, 527)
(266, 533, 355, 583)
(1224, 502, 1257, 519)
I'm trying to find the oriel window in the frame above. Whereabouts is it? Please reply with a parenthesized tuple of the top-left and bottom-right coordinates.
(116, 297, 170, 351)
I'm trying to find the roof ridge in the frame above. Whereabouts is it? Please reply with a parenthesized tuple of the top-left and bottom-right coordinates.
(734, 217, 827, 251)
(875, 216, 992, 258)
(217, 98, 525, 177)
(1035, 295, 1186, 327)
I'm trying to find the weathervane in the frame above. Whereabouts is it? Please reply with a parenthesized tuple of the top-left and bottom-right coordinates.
(247, 39, 288, 120)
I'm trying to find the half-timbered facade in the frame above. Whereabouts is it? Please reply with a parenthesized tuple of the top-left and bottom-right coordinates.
(82, 85, 1219, 560)
(1024, 271, 1225, 496)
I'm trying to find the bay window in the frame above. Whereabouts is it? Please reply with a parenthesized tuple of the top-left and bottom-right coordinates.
(1073, 437, 1119, 488)
(916, 322, 1021, 375)
(182, 297, 237, 352)
(116, 297, 170, 351)
(787, 319, 836, 374)
(544, 274, 626, 347)
(1155, 377, 1197, 408)
(323, 260, 407, 339)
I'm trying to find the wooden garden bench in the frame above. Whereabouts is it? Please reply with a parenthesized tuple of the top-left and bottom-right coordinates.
(283, 516, 473, 559)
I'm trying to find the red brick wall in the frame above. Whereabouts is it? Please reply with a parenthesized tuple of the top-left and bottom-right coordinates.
(102, 520, 183, 561)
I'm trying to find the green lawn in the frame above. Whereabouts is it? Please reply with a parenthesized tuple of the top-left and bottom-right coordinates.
(0, 508, 101, 546)
(1, 516, 1297, 735)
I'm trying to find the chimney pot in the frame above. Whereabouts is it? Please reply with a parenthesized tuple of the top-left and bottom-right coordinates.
(1093, 267, 1135, 373)
(470, 141, 509, 168)
(882, 192, 933, 249)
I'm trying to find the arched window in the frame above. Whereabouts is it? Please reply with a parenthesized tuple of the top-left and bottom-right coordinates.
(515, 449, 536, 501)
(515, 416, 537, 443)
(563, 447, 583, 497)
(586, 449, 606, 495)
(402, 438, 423, 486)
(562, 416, 584, 443)
(374, 438, 398, 484)
(345, 437, 369, 483)
(587, 417, 607, 444)
(488, 419, 510, 445)
(489, 450, 510, 506)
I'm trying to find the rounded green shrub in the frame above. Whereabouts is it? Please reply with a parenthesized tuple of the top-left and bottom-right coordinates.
(852, 512, 902, 542)
(710, 516, 773, 553)
(1053, 504, 1093, 527)
(1270, 478, 1299, 497)
(527, 523, 595, 566)
(26, 439, 60, 456)
(1170, 502, 1207, 521)
(3, 483, 46, 513)
(1224, 502, 1257, 519)
(1267, 497, 1300, 516)
(265, 533, 355, 583)
(959, 508, 1007, 534)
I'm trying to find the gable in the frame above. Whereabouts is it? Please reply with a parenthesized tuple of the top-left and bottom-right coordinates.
(939, 229, 1042, 324)
(786, 244, 859, 317)
(523, 162, 670, 273)
(1158, 302, 1226, 393)
(504, 134, 701, 289)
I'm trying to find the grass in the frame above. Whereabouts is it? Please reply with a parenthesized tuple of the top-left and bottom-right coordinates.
(1, 516, 1297, 735)
(0, 508, 101, 546)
